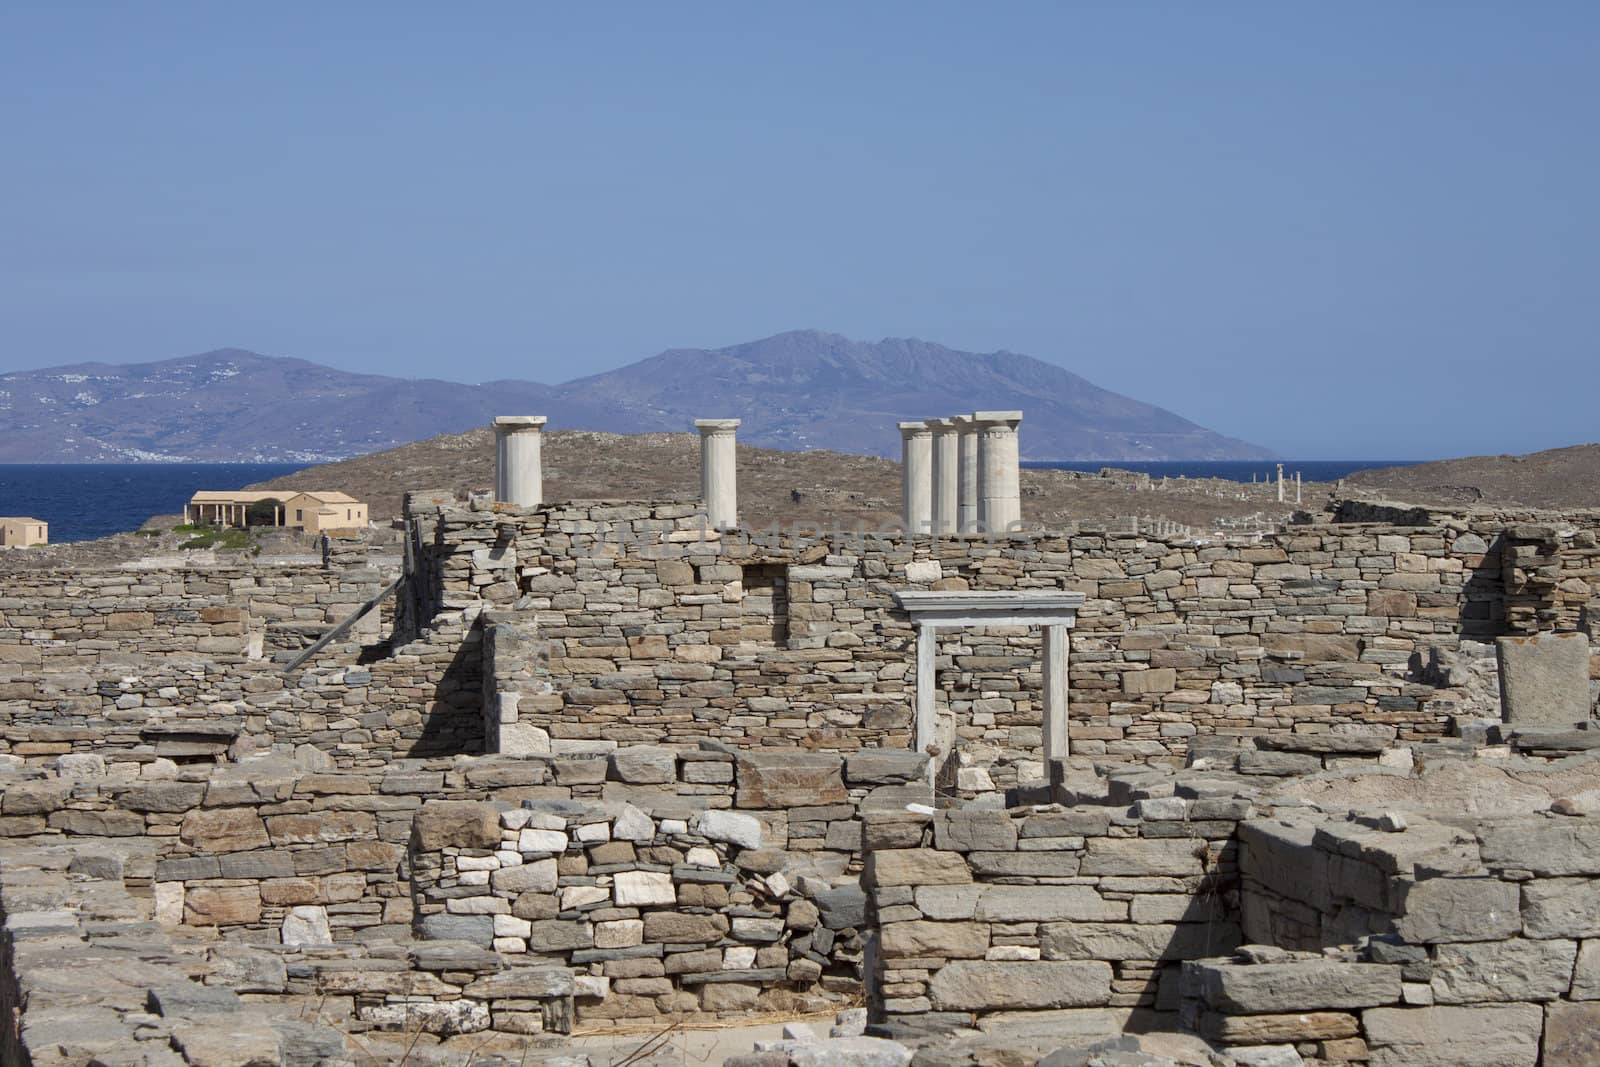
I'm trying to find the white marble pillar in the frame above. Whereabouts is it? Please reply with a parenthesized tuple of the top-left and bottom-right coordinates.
(974, 410, 1023, 534)
(915, 622, 937, 781)
(928, 419, 959, 535)
(493, 416, 548, 507)
(952, 414, 979, 534)
(1042, 623, 1069, 762)
(898, 422, 934, 535)
(695, 419, 740, 529)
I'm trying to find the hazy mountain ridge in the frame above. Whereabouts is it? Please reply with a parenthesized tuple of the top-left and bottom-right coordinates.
(0, 330, 1273, 462)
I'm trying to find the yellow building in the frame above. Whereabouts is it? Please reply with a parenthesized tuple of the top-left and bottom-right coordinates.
(186, 491, 368, 533)
(0, 518, 48, 547)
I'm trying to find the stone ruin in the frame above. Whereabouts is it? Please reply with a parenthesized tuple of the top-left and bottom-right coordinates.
(0, 413, 1595, 1066)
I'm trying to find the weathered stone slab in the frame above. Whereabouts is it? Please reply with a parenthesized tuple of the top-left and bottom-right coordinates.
(928, 961, 1112, 1011)
(1430, 939, 1577, 1003)
(788, 1037, 913, 1067)
(1198, 1011, 1358, 1044)
(412, 801, 501, 851)
(179, 809, 270, 852)
(1573, 941, 1600, 1000)
(1041, 921, 1240, 961)
(610, 746, 676, 784)
(736, 751, 847, 807)
(880, 920, 989, 959)
(695, 809, 762, 850)
(863, 849, 970, 888)
(1080, 838, 1206, 877)
(973, 885, 1124, 923)
(1184, 960, 1401, 1013)
(844, 750, 927, 786)
(1544, 1001, 1600, 1067)
(1394, 877, 1520, 943)
(1363, 1004, 1541, 1067)
(933, 811, 1018, 853)
(1478, 819, 1600, 876)
(1520, 877, 1600, 939)
(1496, 632, 1592, 726)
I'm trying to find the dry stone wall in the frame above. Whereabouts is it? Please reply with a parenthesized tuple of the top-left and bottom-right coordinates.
(407, 498, 1600, 786)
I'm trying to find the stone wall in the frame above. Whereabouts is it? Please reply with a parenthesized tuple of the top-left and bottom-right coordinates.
(404, 497, 1600, 786)
(861, 786, 1249, 1032)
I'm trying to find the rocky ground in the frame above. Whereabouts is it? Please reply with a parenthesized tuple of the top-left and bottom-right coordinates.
(1341, 443, 1600, 509)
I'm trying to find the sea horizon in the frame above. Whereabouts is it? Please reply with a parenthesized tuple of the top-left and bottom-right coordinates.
(0, 458, 1419, 546)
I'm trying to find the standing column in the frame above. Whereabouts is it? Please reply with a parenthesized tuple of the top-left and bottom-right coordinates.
(898, 422, 934, 534)
(1042, 624, 1069, 763)
(695, 419, 740, 529)
(1276, 463, 1285, 503)
(952, 414, 979, 534)
(492, 416, 548, 507)
(915, 623, 938, 782)
(928, 419, 959, 535)
(974, 410, 1024, 534)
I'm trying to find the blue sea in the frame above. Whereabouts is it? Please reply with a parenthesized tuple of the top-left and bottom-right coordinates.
(1, 459, 1420, 545)
(1024, 460, 1418, 483)
(0, 463, 308, 543)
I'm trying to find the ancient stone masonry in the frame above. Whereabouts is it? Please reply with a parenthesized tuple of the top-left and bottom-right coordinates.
(3, 419, 1600, 1064)
(404, 494, 1600, 789)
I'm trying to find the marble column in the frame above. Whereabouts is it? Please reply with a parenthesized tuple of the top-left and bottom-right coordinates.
(928, 418, 959, 535)
(974, 410, 1023, 534)
(915, 622, 938, 782)
(1042, 623, 1069, 763)
(493, 416, 548, 507)
(898, 421, 934, 535)
(695, 419, 740, 529)
(952, 414, 979, 534)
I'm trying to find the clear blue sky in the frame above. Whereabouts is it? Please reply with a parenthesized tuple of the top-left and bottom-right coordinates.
(3, 3, 1596, 459)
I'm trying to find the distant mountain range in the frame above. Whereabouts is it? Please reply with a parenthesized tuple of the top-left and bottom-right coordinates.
(0, 330, 1273, 462)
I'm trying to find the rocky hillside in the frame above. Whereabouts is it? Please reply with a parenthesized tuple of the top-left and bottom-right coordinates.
(0, 330, 1272, 462)
(1342, 444, 1600, 509)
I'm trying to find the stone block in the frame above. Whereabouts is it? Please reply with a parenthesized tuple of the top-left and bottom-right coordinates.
(643, 912, 728, 944)
(863, 849, 970, 888)
(610, 746, 677, 784)
(413, 801, 502, 851)
(184, 885, 261, 926)
(1393, 877, 1520, 943)
(695, 809, 763, 849)
(1184, 960, 1401, 1013)
(816, 884, 867, 930)
(613, 870, 676, 906)
(492, 858, 558, 895)
(179, 808, 270, 852)
(1521, 877, 1600, 939)
(1478, 818, 1600, 876)
(880, 920, 990, 959)
(736, 751, 847, 807)
(1363, 1004, 1541, 1067)
(1496, 632, 1592, 725)
(844, 750, 928, 786)
(933, 811, 1018, 853)
(418, 913, 496, 946)
(1123, 668, 1176, 696)
(1199, 1012, 1358, 1044)
(1573, 941, 1600, 1000)
(1544, 1001, 1600, 1067)
(1041, 921, 1240, 961)
(788, 1038, 914, 1067)
(974, 884, 1124, 923)
(928, 961, 1112, 1011)
(281, 905, 333, 947)
(1430, 939, 1577, 1003)
(1080, 837, 1206, 876)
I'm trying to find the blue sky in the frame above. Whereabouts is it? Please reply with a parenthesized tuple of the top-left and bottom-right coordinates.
(2, 3, 1596, 459)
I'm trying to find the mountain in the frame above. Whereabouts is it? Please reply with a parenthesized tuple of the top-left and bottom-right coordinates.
(0, 331, 1273, 462)
(1341, 444, 1600, 509)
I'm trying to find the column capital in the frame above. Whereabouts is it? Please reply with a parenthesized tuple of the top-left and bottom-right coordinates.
(972, 410, 1023, 431)
(925, 418, 957, 434)
(694, 418, 740, 436)
(898, 420, 934, 439)
(493, 416, 548, 432)
(948, 414, 975, 429)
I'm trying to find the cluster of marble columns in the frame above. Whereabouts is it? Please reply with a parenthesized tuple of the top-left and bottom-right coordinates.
(900, 410, 1022, 535)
